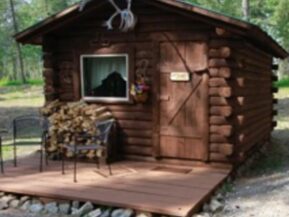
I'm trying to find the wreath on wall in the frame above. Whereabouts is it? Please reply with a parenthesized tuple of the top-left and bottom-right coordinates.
(130, 59, 150, 103)
(130, 77, 150, 103)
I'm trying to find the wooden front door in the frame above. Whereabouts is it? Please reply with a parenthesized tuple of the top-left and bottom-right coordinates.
(159, 41, 209, 161)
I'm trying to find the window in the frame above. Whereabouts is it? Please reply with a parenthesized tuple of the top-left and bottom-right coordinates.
(81, 54, 129, 102)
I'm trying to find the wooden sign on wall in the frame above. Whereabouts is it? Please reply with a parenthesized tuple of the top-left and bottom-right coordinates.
(170, 72, 191, 81)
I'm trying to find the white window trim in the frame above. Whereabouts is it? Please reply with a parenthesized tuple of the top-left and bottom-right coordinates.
(80, 54, 130, 102)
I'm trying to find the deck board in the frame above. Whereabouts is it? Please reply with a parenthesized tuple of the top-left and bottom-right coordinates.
(0, 154, 230, 217)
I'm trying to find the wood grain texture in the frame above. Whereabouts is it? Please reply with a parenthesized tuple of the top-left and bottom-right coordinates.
(0, 155, 231, 217)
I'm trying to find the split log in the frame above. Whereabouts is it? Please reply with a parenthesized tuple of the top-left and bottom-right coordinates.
(209, 87, 232, 97)
(210, 143, 234, 156)
(40, 100, 114, 158)
(209, 67, 231, 78)
(210, 116, 229, 125)
(215, 27, 232, 37)
(210, 106, 233, 117)
(209, 47, 231, 58)
(210, 125, 233, 137)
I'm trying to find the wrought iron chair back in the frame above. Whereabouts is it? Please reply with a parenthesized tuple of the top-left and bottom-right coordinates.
(62, 118, 115, 182)
(12, 115, 49, 170)
(95, 118, 115, 145)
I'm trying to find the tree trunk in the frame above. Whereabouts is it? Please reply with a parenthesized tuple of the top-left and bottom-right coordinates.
(9, 0, 26, 83)
(44, 0, 50, 16)
(242, 0, 250, 21)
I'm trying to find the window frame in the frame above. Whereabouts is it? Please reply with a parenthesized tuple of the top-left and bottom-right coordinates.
(80, 53, 130, 103)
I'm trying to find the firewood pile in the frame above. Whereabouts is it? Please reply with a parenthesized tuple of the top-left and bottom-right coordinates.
(40, 100, 113, 158)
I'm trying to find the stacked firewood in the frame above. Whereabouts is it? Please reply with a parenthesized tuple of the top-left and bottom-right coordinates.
(40, 100, 113, 158)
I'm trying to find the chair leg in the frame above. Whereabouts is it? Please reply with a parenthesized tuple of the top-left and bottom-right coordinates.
(13, 140, 17, 167)
(108, 161, 112, 176)
(95, 156, 100, 169)
(44, 135, 49, 166)
(74, 150, 78, 183)
(61, 148, 65, 175)
(0, 137, 4, 174)
(39, 143, 43, 173)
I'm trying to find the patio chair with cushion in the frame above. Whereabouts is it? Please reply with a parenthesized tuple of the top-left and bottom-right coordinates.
(12, 115, 49, 172)
(61, 118, 115, 182)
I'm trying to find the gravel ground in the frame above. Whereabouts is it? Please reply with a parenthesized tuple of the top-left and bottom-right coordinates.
(1, 87, 289, 217)
(219, 91, 289, 217)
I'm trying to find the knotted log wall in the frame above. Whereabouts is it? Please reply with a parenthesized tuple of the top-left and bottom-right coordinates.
(208, 28, 277, 164)
(41, 1, 277, 165)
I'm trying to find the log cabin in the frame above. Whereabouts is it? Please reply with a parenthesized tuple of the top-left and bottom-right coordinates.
(15, 0, 288, 168)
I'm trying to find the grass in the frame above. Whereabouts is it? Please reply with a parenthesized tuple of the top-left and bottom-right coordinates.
(0, 84, 44, 160)
(274, 77, 289, 88)
(0, 78, 43, 87)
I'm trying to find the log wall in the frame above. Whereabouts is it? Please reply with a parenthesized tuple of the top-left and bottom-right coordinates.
(42, 1, 214, 160)
(208, 30, 234, 163)
(42, 0, 277, 165)
(208, 28, 276, 164)
(231, 42, 276, 161)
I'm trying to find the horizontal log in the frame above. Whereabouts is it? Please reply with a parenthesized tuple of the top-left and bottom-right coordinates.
(215, 27, 232, 37)
(236, 106, 273, 125)
(209, 47, 231, 58)
(209, 39, 243, 49)
(237, 123, 272, 152)
(236, 110, 273, 129)
(210, 125, 233, 137)
(233, 87, 272, 96)
(210, 134, 231, 143)
(209, 67, 231, 78)
(232, 52, 272, 72)
(239, 42, 272, 62)
(272, 64, 279, 70)
(272, 121, 277, 129)
(209, 116, 230, 125)
(272, 87, 278, 93)
(210, 143, 234, 156)
(272, 75, 278, 82)
(123, 145, 152, 156)
(210, 153, 229, 162)
(209, 58, 242, 68)
(234, 99, 273, 114)
(209, 78, 229, 87)
(237, 117, 272, 144)
(209, 97, 231, 106)
(232, 69, 272, 81)
(112, 111, 152, 121)
(121, 129, 152, 138)
(118, 120, 152, 130)
(209, 87, 232, 97)
(108, 105, 152, 112)
(210, 106, 233, 117)
(123, 137, 152, 147)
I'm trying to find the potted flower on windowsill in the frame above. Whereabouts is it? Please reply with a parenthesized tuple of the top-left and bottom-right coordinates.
(130, 77, 150, 103)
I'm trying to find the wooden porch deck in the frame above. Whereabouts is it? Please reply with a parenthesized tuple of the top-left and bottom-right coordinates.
(0, 154, 231, 217)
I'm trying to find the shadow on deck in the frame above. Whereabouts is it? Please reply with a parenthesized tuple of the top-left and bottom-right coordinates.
(0, 154, 231, 217)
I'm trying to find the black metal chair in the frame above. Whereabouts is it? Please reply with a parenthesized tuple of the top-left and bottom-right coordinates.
(12, 115, 49, 172)
(0, 129, 8, 174)
(61, 118, 115, 182)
